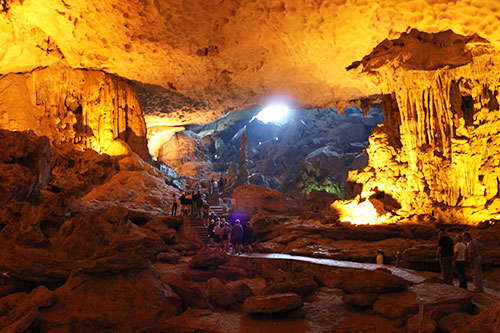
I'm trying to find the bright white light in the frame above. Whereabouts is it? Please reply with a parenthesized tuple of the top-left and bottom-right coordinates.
(256, 104, 290, 124)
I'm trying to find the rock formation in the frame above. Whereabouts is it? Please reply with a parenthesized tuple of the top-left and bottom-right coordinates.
(0, 64, 149, 160)
(345, 29, 500, 224)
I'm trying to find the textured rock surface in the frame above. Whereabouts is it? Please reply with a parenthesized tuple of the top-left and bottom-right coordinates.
(346, 30, 500, 224)
(71, 154, 177, 218)
(157, 130, 212, 177)
(3, 0, 500, 115)
(242, 293, 303, 314)
(0, 65, 149, 160)
(35, 267, 183, 331)
(233, 184, 287, 214)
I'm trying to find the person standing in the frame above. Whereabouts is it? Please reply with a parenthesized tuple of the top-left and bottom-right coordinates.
(436, 228, 454, 285)
(231, 219, 244, 255)
(242, 221, 254, 254)
(463, 232, 484, 292)
(171, 193, 178, 216)
(453, 234, 467, 289)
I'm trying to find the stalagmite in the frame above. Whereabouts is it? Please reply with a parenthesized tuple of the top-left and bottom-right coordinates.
(347, 29, 500, 224)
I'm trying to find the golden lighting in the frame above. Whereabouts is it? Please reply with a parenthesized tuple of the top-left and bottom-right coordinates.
(147, 124, 185, 158)
(331, 199, 390, 225)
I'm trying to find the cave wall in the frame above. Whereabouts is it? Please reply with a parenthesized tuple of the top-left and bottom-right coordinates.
(0, 64, 150, 160)
(348, 30, 500, 224)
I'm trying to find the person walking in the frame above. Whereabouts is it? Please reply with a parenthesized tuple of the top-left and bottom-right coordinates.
(436, 228, 454, 285)
(463, 232, 484, 292)
(453, 234, 467, 289)
(171, 193, 178, 216)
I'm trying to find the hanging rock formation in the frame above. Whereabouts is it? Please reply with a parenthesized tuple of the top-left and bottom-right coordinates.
(0, 64, 150, 160)
(346, 29, 500, 224)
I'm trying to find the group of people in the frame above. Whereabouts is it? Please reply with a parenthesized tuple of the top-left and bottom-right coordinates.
(436, 228, 483, 292)
(171, 192, 207, 217)
(206, 212, 254, 255)
(209, 175, 226, 194)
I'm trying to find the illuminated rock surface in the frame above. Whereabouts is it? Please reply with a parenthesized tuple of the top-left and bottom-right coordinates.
(3, 0, 500, 115)
(0, 65, 149, 160)
(346, 30, 500, 224)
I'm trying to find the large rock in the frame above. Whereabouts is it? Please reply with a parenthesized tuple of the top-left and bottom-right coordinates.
(189, 249, 229, 269)
(36, 267, 183, 331)
(0, 65, 150, 160)
(439, 312, 474, 332)
(204, 278, 235, 309)
(0, 207, 164, 283)
(233, 184, 287, 214)
(166, 276, 212, 310)
(0, 129, 51, 204)
(70, 154, 177, 219)
(450, 303, 500, 333)
(343, 293, 379, 307)
(263, 277, 318, 296)
(144, 218, 178, 243)
(373, 283, 472, 321)
(242, 293, 303, 314)
(157, 130, 211, 177)
(322, 268, 408, 294)
(0, 286, 57, 331)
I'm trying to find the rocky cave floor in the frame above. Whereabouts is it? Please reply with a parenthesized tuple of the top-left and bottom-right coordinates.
(1, 129, 500, 333)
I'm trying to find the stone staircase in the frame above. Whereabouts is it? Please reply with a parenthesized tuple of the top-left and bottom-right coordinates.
(206, 193, 224, 215)
(189, 216, 210, 245)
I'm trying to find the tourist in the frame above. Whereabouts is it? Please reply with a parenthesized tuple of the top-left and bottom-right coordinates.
(179, 192, 187, 215)
(171, 193, 177, 216)
(435, 228, 454, 285)
(214, 222, 222, 249)
(219, 175, 224, 192)
(242, 221, 254, 253)
(208, 219, 216, 245)
(453, 234, 467, 289)
(220, 222, 231, 252)
(189, 191, 196, 216)
(231, 219, 244, 254)
(463, 232, 484, 292)
(196, 191, 203, 217)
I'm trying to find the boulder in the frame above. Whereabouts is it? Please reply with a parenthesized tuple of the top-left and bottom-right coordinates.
(226, 280, 254, 303)
(406, 313, 437, 333)
(242, 293, 303, 314)
(233, 184, 287, 214)
(342, 293, 379, 307)
(70, 157, 177, 218)
(157, 130, 212, 177)
(373, 290, 419, 319)
(0, 286, 57, 331)
(157, 252, 180, 264)
(264, 277, 318, 296)
(374, 283, 472, 321)
(439, 312, 474, 332)
(204, 278, 235, 308)
(0, 292, 27, 317)
(36, 267, 183, 331)
(322, 268, 408, 294)
(189, 249, 229, 269)
(450, 303, 500, 333)
(167, 276, 212, 310)
(144, 218, 178, 243)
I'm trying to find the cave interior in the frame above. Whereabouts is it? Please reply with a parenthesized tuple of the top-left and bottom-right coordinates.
(0, 0, 500, 332)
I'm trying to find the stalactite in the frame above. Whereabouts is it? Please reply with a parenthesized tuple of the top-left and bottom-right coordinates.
(347, 30, 500, 224)
(0, 64, 150, 161)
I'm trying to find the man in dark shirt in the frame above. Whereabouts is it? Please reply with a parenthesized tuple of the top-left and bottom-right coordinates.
(436, 228, 454, 285)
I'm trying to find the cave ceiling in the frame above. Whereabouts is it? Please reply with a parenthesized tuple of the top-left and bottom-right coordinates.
(2, 0, 500, 120)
